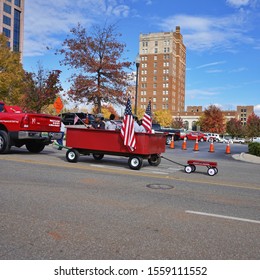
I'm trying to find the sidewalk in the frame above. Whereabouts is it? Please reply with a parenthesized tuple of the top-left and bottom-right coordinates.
(232, 152, 260, 164)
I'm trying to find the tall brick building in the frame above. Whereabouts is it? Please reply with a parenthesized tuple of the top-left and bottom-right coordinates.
(137, 27, 186, 113)
(0, 0, 24, 54)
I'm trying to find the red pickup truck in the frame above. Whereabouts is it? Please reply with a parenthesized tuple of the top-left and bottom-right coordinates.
(0, 101, 61, 154)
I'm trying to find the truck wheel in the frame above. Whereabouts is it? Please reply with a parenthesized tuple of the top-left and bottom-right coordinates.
(66, 149, 79, 163)
(128, 156, 143, 170)
(26, 142, 45, 153)
(0, 130, 10, 154)
(92, 153, 104, 160)
(148, 154, 161, 166)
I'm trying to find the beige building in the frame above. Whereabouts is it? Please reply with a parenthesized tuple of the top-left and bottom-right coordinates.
(0, 0, 24, 55)
(137, 27, 186, 113)
(174, 105, 254, 130)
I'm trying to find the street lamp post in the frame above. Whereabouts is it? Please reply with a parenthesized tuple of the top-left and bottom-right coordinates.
(134, 54, 140, 115)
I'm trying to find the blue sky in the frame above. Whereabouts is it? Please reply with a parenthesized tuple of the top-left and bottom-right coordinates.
(23, 0, 260, 115)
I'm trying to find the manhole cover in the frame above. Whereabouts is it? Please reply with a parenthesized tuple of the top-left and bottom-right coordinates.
(146, 184, 174, 190)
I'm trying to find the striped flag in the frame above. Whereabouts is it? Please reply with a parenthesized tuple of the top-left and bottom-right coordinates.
(142, 100, 152, 133)
(120, 97, 136, 151)
(74, 114, 79, 125)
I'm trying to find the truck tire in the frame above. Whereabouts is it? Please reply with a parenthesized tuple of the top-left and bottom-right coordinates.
(26, 142, 45, 153)
(0, 130, 10, 154)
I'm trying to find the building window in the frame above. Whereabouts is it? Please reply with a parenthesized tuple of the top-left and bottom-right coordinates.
(3, 15, 11, 26)
(153, 91, 157, 95)
(15, 0, 21, 7)
(154, 55, 157, 60)
(13, 9, 21, 52)
(142, 41, 148, 47)
(153, 98, 156, 102)
(154, 48, 158, 53)
(3, 27, 11, 38)
(155, 41, 158, 46)
(153, 62, 157, 68)
(4, 3, 12, 14)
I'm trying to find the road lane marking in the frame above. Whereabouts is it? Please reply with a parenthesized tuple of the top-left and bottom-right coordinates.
(186, 210, 260, 224)
(2, 156, 260, 191)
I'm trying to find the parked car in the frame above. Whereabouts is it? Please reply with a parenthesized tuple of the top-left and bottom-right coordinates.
(186, 131, 207, 141)
(204, 132, 223, 142)
(252, 137, 260, 143)
(232, 137, 245, 144)
(59, 112, 95, 125)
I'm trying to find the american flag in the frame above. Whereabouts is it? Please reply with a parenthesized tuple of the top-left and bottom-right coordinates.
(142, 100, 152, 133)
(74, 114, 79, 125)
(120, 97, 136, 151)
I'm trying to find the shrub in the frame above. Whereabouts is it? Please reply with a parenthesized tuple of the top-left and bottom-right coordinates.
(248, 142, 260, 157)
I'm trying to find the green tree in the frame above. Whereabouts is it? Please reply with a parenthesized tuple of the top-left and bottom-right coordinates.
(198, 105, 225, 133)
(246, 113, 260, 138)
(0, 34, 25, 104)
(57, 23, 132, 113)
(22, 64, 63, 113)
(226, 118, 244, 137)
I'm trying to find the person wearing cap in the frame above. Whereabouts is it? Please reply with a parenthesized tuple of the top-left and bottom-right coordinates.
(92, 113, 105, 129)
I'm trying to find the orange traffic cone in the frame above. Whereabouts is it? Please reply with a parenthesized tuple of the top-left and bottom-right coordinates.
(208, 139, 215, 153)
(225, 141, 231, 154)
(170, 136, 175, 149)
(182, 137, 187, 150)
(193, 137, 199, 151)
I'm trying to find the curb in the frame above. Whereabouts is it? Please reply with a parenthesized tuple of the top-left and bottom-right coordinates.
(232, 152, 260, 164)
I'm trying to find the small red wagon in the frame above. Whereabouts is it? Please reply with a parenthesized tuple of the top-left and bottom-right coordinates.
(184, 159, 218, 176)
(65, 126, 166, 170)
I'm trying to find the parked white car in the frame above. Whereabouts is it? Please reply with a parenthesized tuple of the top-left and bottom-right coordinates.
(232, 137, 245, 144)
(252, 137, 260, 143)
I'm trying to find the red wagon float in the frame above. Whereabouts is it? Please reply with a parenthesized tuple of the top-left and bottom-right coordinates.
(65, 126, 166, 170)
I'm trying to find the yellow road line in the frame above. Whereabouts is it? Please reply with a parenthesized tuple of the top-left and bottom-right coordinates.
(2, 156, 260, 191)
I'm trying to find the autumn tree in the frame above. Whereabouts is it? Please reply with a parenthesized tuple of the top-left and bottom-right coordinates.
(22, 64, 63, 113)
(172, 116, 184, 128)
(226, 118, 244, 137)
(198, 105, 225, 133)
(57, 23, 132, 113)
(0, 34, 25, 105)
(246, 113, 260, 138)
(153, 110, 172, 127)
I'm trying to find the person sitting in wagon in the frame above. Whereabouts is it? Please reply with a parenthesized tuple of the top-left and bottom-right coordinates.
(105, 113, 118, 130)
(92, 113, 105, 129)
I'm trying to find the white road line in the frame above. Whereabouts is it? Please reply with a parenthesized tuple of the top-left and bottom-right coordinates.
(186, 210, 260, 224)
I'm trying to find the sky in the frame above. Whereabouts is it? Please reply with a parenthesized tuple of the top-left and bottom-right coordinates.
(22, 0, 260, 115)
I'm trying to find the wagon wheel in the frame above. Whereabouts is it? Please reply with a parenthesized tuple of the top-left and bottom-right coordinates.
(92, 153, 104, 160)
(128, 156, 143, 170)
(214, 167, 218, 175)
(184, 165, 192, 174)
(66, 149, 79, 163)
(190, 164, 196, 172)
(148, 154, 161, 166)
(207, 167, 216, 176)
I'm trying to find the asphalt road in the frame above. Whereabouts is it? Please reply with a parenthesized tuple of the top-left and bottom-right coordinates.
(0, 141, 259, 260)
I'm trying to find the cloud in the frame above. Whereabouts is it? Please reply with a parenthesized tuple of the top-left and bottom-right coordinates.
(186, 88, 220, 99)
(254, 104, 260, 116)
(226, 0, 251, 7)
(158, 12, 254, 52)
(196, 61, 226, 69)
(24, 0, 131, 57)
